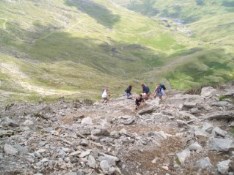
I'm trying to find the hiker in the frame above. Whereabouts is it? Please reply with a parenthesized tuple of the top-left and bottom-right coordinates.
(101, 87, 109, 103)
(135, 94, 144, 110)
(154, 83, 166, 100)
(125, 85, 132, 99)
(141, 84, 150, 99)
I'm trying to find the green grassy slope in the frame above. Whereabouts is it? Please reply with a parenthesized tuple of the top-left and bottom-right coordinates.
(0, 0, 233, 102)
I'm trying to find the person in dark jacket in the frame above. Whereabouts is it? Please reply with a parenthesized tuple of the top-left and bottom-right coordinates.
(141, 84, 150, 99)
(125, 85, 132, 99)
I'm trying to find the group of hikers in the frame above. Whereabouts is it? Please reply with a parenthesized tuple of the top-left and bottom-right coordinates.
(101, 83, 166, 110)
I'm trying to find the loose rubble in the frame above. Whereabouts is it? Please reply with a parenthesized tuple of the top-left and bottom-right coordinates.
(0, 85, 234, 175)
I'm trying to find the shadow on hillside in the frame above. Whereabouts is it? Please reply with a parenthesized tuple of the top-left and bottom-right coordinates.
(127, 0, 159, 17)
(3, 22, 163, 76)
(65, 0, 120, 28)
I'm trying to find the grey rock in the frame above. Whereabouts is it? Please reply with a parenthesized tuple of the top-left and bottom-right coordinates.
(211, 101, 231, 107)
(176, 149, 190, 165)
(189, 142, 203, 152)
(79, 150, 91, 158)
(119, 128, 127, 135)
(23, 119, 34, 126)
(183, 102, 197, 108)
(87, 155, 96, 168)
(209, 138, 233, 152)
(110, 131, 120, 139)
(100, 160, 111, 174)
(201, 86, 217, 98)
(202, 122, 214, 134)
(206, 110, 234, 120)
(190, 107, 200, 114)
(80, 139, 89, 146)
(138, 106, 155, 115)
(217, 160, 231, 175)
(99, 154, 119, 166)
(4, 144, 18, 155)
(91, 128, 109, 136)
(2, 117, 19, 127)
(196, 157, 213, 170)
(177, 120, 188, 128)
(194, 127, 208, 142)
(150, 131, 168, 140)
(212, 127, 227, 138)
(81, 117, 93, 125)
(121, 117, 135, 125)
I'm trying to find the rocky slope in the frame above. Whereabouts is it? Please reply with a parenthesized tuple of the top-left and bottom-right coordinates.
(0, 84, 234, 175)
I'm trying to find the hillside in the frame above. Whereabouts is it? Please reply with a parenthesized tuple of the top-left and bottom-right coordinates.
(1, 85, 234, 174)
(0, 0, 233, 102)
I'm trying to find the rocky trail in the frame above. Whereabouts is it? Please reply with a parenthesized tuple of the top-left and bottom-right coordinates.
(0, 85, 234, 175)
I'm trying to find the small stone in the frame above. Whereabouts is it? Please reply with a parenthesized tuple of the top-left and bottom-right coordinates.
(119, 128, 127, 135)
(183, 102, 197, 108)
(217, 160, 231, 175)
(70, 151, 80, 156)
(4, 144, 18, 155)
(162, 165, 169, 171)
(62, 147, 71, 153)
(110, 131, 120, 138)
(189, 142, 203, 152)
(190, 107, 200, 114)
(79, 150, 91, 158)
(87, 155, 96, 168)
(196, 157, 213, 170)
(202, 122, 213, 134)
(98, 154, 119, 166)
(176, 149, 190, 165)
(81, 117, 93, 125)
(212, 127, 227, 138)
(23, 120, 34, 126)
(100, 160, 110, 173)
(80, 139, 88, 146)
(91, 128, 109, 136)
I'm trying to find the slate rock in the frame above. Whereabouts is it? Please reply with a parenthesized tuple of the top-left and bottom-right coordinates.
(87, 155, 96, 168)
(176, 149, 190, 165)
(100, 160, 111, 174)
(212, 127, 227, 138)
(4, 144, 18, 155)
(217, 160, 231, 175)
(209, 138, 233, 152)
(196, 157, 213, 170)
(189, 142, 203, 152)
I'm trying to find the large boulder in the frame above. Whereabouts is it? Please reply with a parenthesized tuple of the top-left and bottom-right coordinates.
(201, 87, 217, 98)
(209, 138, 234, 152)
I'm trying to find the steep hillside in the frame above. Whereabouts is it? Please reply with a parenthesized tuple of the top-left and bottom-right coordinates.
(0, 0, 233, 102)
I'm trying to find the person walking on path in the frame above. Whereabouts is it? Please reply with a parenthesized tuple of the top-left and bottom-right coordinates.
(141, 84, 150, 99)
(154, 83, 166, 100)
(125, 85, 132, 99)
(101, 87, 109, 103)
